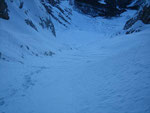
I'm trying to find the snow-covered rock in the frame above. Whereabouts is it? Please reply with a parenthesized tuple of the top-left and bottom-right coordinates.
(0, 0, 72, 64)
(74, 0, 123, 17)
(124, 0, 150, 32)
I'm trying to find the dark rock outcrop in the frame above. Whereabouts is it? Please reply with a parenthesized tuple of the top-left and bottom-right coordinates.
(25, 19, 38, 31)
(104, 0, 121, 17)
(117, 0, 134, 8)
(0, 0, 9, 20)
(124, 5, 150, 30)
(74, 0, 148, 17)
(39, 17, 56, 36)
(127, 0, 146, 10)
(74, 0, 123, 17)
(74, 0, 106, 17)
(140, 6, 150, 24)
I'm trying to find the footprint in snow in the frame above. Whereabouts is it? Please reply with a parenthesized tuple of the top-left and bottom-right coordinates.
(0, 97, 5, 106)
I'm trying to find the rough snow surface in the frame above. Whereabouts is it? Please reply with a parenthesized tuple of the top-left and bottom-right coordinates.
(1, 28, 150, 113)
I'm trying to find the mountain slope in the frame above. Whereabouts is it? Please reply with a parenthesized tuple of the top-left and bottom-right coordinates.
(0, 0, 150, 113)
(0, 0, 72, 63)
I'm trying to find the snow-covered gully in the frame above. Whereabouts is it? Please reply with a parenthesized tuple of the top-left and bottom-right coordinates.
(0, 1, 150, 112)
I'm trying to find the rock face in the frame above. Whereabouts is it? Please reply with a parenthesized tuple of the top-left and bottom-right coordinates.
(117, 0, 133, 8)
(74, 0, 141, 17)
(74, 0, 149, 17)
(0, 0, 9, 20)
(104, 0, 121, 17)
(124, 5, 150, 30)
(40, 0, 72, 36)
(74, 0, 105, 17)
(140, 6, 150, 24)
(127, 0, 147, 9)
(74, 0, 123, 17)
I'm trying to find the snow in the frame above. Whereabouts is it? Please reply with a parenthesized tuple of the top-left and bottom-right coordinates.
(128, 0, 138, 7)
(0, 1, 150, 113)
(98, 0, 106, 5)
(146, 0, 150, 5)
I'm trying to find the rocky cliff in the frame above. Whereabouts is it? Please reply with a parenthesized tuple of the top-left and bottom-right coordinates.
(124, 0, 150, 34)
(0, 0, 9, 20)
(73, 0, 139, 17)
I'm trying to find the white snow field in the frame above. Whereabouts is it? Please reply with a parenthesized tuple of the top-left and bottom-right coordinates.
(0, 1, 150, 113)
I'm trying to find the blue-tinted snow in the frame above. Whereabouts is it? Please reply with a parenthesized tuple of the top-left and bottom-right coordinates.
(0, 0, 150, 113)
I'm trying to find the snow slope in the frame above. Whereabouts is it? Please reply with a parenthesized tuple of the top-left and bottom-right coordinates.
(0, 0, 72, 64)
(0, 1, 150, 113)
